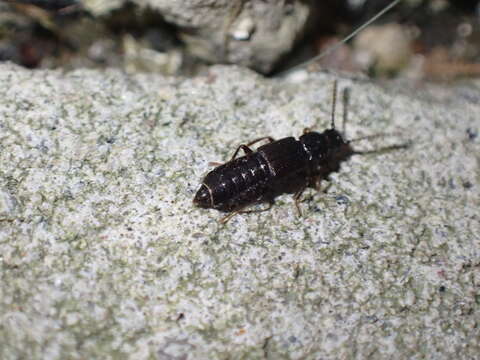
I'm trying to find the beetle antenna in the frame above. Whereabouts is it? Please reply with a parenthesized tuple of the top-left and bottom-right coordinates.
(276, 0, 401, 77)
(348, 131, 404, 143)
(353, 142, 409, 155)
(342, 87, 350, 138)
(331, 80, 337, 129)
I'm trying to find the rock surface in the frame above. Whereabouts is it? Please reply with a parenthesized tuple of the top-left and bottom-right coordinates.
(83, 0, 312, 73)
(0, 63, 479, 359)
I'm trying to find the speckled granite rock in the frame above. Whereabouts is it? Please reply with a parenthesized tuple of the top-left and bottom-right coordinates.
(0, 63, 479, 359)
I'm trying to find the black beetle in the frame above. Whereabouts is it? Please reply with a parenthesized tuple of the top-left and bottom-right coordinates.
(194, 81, 406, 223)
(194, 81, 364, 223)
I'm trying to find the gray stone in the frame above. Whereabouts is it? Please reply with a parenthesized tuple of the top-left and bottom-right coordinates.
(0, 63, 479, 359)
(83, 0, 312, 73)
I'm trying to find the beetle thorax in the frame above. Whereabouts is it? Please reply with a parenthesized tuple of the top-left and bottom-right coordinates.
(300, 129, 344, 159)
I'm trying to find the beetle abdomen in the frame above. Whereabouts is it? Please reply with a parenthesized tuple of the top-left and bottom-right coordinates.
(196, 152, 272, 212)
(194, 137, 311, 212)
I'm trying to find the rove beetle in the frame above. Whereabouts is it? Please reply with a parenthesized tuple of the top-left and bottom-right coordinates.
(194, 81, 405, 224)
(194, 81, 384, 223)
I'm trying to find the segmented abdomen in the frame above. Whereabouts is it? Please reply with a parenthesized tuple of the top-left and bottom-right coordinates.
(203, 152, 272, 212)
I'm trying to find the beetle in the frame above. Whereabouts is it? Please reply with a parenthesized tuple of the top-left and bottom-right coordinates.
(194, 80, 406, 223)
(194, 81, 361, 223)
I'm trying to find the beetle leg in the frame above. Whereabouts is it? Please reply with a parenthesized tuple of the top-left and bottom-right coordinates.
(310, 176, 332, 193)
(246, 137, 275, 147)
(230, 145, 254, 161)
(220, 211, 239, 224)
(240, 202, 273, 214)
(230, 137, 275, 161)
(292, 178, 331, 217)
(220, 202, 273, 224)
(293, 185, 308, 216)
(208, 161, 223, 167)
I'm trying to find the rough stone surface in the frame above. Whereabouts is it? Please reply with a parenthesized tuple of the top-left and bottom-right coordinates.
(83, 0, 312, 73)
(0, 63, 479, 359)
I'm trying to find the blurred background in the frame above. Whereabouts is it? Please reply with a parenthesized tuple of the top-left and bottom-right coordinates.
(0, 0, 479, 80)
